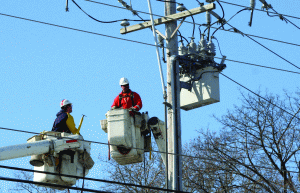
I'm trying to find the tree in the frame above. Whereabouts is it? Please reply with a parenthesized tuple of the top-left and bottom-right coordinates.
(183, 91, 300, 193)
(98, 143, 165, 193)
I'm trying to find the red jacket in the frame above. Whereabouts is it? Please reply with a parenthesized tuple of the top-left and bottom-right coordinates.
(111, 90, 142, 111)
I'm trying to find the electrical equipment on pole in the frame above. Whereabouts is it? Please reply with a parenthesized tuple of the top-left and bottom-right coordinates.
(178, 37, 226, 110)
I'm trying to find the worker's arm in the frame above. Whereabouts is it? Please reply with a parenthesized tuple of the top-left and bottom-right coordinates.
(111, 95, 120, 109)
(66, 113, 82, 134)
(133, 92, 142, 111)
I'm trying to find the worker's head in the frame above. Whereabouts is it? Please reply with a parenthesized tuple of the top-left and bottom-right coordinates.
(119, 77, 130, 93)
(60, 99, 73, 113)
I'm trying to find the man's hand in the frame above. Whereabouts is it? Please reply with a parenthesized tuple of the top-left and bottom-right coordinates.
(129, 107, 137, 111)
(111, 106, 118, 110)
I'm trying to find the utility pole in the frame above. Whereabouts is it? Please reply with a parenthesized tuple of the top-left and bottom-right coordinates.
(165, 0, 181, 191)
(119, 2, 215, 191)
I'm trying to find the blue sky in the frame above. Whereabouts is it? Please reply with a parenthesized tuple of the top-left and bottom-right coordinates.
(0, 0, 299, 191)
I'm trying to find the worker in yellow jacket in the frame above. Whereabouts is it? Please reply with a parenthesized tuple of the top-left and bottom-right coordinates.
(52, 99, 83, 134)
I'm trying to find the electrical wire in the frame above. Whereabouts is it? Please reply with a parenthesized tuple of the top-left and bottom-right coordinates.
(86, 0, 300, 47)
(0, 176, 110, 193)
(85, 0, 300, 48)
(1, 12, 300, 76)
(1, 124, 300, 173)
(215, 56, 300, 75)
(226, 23, 300, 70)
(216, 0, 225, 20)
(213, 37, 224, 56)
(0, 165, 186, 193)
(220, 72, 300, 121)
(71, 0, 146, 23)
(0, 13, 156, 47)
(218, 0, 300, 20)
(212, 8, 248, 36)
(269, 7, 300, 30)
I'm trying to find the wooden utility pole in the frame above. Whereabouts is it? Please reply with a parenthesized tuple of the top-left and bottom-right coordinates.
(119, 2, 215, 191)
(165, 0, 181, 191)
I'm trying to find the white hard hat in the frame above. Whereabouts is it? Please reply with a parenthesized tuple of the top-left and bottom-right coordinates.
(119, 77, 129, 85)
(60, 99, 72, 108)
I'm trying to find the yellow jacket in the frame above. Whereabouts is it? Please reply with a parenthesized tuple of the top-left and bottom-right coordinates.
(66, 113, 83, 135)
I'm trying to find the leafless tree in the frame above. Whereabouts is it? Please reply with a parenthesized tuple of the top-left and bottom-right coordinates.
(98, 143, 165, 193)
(183, 91, 300, 193)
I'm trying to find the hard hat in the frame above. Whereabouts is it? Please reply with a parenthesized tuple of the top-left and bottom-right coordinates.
(119, 77, 129, 85)
(60, 99, 72, 108)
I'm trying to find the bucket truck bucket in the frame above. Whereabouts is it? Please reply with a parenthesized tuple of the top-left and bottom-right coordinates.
(101, 109, 150, 165)
(26, 131, 94, 190)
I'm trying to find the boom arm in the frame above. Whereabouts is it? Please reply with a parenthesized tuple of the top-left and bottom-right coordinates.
(0, 137, 80, 162)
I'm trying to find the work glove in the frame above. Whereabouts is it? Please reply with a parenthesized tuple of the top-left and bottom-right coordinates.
(129, 107, 137, 111)
(111, 106, 118, 110)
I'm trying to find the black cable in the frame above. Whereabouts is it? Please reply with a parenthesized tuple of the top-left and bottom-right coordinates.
(212, 8, 248, 36)
(178, 30, 189, 44)
(220, 72, 300, 121)
(71, 0, 146, 23)
(1, 13, 300, 77)
(190, 13, 196, 38)
(0, 176, 110, 193)
(213, 37, 224, 56)
(85, 0, 300, 47)
(0, 165, 187, 192)
(215, 56, 300, 75)
(156, 0, 177, 3)
(226, 23, 300, 71)
(216, 0, 225, 20)
(269, 8, 300, 30)
(218, 0, 300, 20)
(1, 125, 300, 174)
(0, 13, 156, 48)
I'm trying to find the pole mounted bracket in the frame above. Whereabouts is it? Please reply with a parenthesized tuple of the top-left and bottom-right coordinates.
(120, 3, 216, 35)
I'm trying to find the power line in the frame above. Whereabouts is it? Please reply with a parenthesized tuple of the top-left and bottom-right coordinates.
(1, 125, 300, 175)
(218, 0, 300, 20)
(215, 56, 300, 75)
(1, 12, 299, 76)
(0, 176, 110, 193)
(220, 72, 300, 122)
(71, 0, 147, 23)
(226, 23, 300, 70)
(85, 0, 300, 47)
(0, 165, 187, 193)
(0, 13, 156, 47)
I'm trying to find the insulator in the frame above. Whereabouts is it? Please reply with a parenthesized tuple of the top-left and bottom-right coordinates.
(206, 11, 211, 24)
(157, 34, 164, 47)
(120, 20, 130, 27)
(199, 35, 207, 52)
(207, 40, 216, 56)
(179, 43, 187, 56)
(188, 38, 197, 54)
(220, 56, 226, 65)
(250, 0, 256, 9)
(205, 0, 215, 3)
(176, 4, 186, 12)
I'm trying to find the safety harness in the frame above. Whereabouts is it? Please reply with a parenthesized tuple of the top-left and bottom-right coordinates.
(118, 92, 135, 108)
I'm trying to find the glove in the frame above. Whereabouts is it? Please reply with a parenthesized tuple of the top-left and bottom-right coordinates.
(129, 107, 137, 111)
(129, 111, 135, 117)
(111, 106, 118, 110)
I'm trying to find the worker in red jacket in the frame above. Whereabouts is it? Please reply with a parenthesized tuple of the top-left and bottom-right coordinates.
(111, 77, 142, 115)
